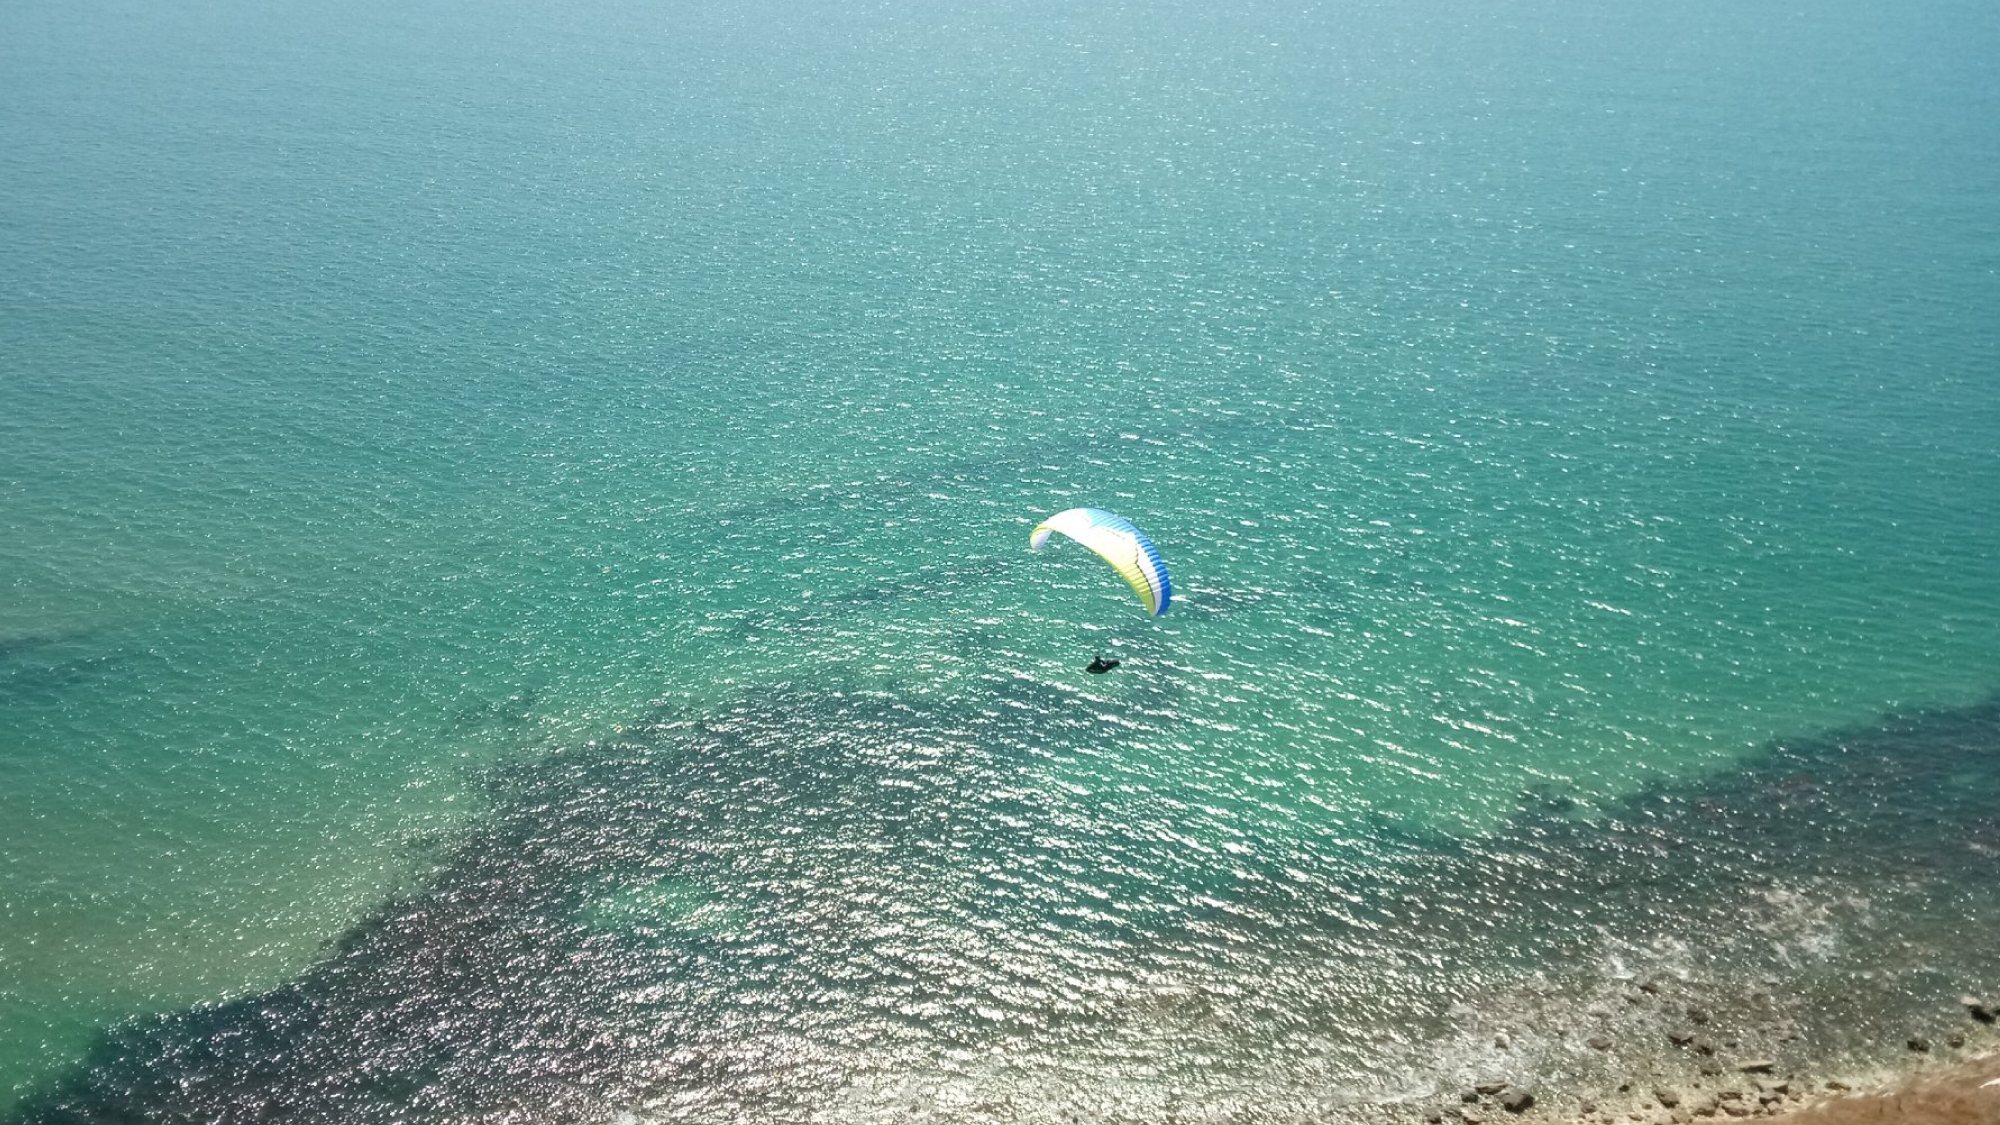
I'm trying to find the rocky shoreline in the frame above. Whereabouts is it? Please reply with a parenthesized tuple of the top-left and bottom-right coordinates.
(1413, 990, 2000, 1125)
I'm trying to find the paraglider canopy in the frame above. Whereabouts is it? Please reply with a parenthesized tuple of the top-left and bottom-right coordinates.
(1028, 507, 1172, 617)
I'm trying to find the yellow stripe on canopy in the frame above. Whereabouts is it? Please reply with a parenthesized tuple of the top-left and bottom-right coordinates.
(1028, 507, 1171, 617)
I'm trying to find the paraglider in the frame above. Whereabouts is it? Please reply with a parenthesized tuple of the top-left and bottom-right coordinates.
(1028, 507, 1173, 618)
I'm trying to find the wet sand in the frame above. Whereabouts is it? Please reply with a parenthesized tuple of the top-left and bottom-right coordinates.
(1762, 1052, 2000, 1125)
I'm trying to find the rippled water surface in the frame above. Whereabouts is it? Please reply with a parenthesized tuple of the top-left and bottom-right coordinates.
(3, 0, 1998, 1119)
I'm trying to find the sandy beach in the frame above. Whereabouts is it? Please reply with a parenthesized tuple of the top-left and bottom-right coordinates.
(1437, 1052, 2000, 1125)
(1682, 1050, 2000, 1125)
(1764, 1050, 2000, 1125)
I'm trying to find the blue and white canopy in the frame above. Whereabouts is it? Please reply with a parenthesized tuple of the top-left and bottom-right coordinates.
(1028, 507, 1172, 617)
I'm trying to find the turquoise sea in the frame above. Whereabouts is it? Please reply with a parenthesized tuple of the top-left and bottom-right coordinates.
(3, 0, 1998, 1119)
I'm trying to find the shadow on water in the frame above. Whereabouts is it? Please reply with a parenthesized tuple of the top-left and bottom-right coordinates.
(0, 630, 131, 707)
(10, 684, 2000, 1123)
(449, 686, 544, 732)
(0, 633, 76, 662)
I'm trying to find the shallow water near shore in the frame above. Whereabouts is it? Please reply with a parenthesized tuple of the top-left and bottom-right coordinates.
(4, 0, 1999, 1118)
(9, 690, 2000, 1122)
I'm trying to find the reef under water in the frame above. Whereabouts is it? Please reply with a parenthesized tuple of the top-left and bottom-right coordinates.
(11, 688, 1999, 1124)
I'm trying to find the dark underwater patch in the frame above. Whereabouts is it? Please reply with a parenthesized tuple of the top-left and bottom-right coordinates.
(0, 633, 76, 662)
(0, 632, 127, 706)
(5, 688, 1108, 1124)
(11, 689, 1998, 1123)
